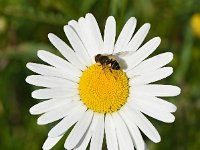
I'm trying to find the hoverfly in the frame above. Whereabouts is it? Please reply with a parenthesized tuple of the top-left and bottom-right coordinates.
(95, 51, 134, 70)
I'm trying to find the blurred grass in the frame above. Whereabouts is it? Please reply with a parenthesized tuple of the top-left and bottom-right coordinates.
(0, 0, 200, 149)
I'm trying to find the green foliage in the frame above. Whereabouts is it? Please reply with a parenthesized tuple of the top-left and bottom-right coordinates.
(0, 0, 200, 149)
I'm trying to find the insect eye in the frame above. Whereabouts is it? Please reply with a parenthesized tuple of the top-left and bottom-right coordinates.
(95, 54, 101, 62)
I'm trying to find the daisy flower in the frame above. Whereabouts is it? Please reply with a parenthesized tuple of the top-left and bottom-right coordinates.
(26, 13, 181, 150)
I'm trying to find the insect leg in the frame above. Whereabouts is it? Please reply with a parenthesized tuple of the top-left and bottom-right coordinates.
(109, 68, 117, 80)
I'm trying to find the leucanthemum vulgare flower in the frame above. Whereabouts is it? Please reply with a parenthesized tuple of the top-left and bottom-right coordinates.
(26, 13, 181, 150)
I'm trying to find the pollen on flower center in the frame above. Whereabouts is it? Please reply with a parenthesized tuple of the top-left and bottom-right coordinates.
(79, 64, 129, 113)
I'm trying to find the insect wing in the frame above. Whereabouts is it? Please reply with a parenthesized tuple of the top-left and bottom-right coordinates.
(113, 51, 135, 57)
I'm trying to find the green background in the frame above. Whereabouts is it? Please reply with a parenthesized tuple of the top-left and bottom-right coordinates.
(0, 0, 200, 149)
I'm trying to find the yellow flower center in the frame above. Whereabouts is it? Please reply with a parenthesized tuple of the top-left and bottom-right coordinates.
(79, 64, 129, 113)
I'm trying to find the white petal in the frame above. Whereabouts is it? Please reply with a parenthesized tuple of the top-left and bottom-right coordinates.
(37, 101, 83, 125)
(85, 13, 103, 53)
(74, 112, 104, 150)
(64, 25, 92, 66)
(78, 17, 97, 62)
(26, 75, 78, 88)
(68, 20, 79, 31)
(105, 114, 118, 150)
(119, 108, 145, 150)
(122, 106, 161, 143)
(129, 95, 177, 113)
(125, 23, 150, 52)
(29, 98, 72, 115)
(32, 88, 78, 100)
(74, 130, 91, 150)
(48, 33, 86, 70)
(126, 37, 161, 71)
(64, 110, 94, 149)
(90, 113, 104, 150)
(68, 19, 101, 62)
(48, 105, 86, 137)
(128, 100, 175, 123)
(26, 63, 56, 76)
(127, 52, 173, 76)
(74, 117, 95, 150)
(129, 67, 173, 85)
(26, 63, 79, 82)
(130, 84, 181, 97)
(112, 112, 134, 150)
(103, 16, 116, 54)
(114, 17, 137, 53)
(42, 136, 63, 150)
(68, 19, 94, 63)
(37, 50, 82, 77)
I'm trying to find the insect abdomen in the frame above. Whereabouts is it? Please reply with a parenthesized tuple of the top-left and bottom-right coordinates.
(111, 60, 120, 70)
